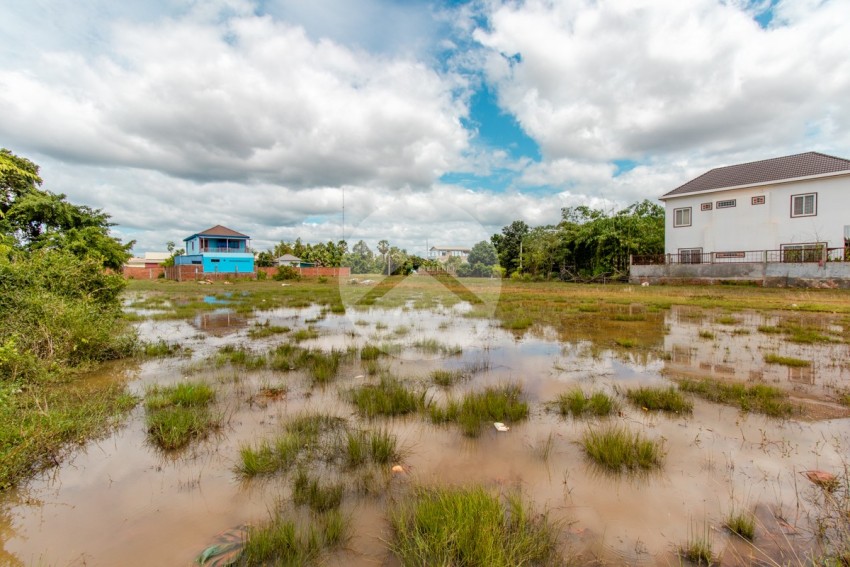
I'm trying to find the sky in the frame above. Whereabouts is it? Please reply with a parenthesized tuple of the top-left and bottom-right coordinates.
(1, 0, 849, 256)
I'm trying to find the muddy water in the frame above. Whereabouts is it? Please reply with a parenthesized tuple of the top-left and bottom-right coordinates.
(1, 302, 849, 566)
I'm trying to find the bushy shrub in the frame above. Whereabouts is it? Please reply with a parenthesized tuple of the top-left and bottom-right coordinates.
(274, 265, 301, 280)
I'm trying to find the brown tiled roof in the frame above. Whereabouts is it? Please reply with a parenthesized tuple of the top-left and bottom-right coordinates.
(194, 225, 250, 238)
(662, 152, 850, 198)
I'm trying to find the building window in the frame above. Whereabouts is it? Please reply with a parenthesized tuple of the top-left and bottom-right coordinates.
(700, 202, 712, 211)
(781, 242, 825, 263)
(751, 196, 765, 205)
(716, 199, 736, 209)
(679, 248, 703, 264)
(673, 207, 692, 227)
(791, 193, 816, 217)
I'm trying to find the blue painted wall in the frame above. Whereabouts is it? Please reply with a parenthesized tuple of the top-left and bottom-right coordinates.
(175, 253, 254, 273)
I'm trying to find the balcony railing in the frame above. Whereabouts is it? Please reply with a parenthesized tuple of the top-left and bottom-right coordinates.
(632, 247, 847, 266)
(199, 247, 247, 253)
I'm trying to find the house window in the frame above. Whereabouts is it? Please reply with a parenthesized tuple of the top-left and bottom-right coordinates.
(211, 258, 220, 263)
(700, 202, 712, 211)
(781, 242, 825, 263)
(678, 248, 703, 264)
(791, 193, 816, 217)
(751, 196, 765, 205)
(716, 199, 736, 209)
(673, 207, 692, 227)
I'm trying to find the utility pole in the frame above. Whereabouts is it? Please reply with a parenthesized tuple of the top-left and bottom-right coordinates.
(519, 239, 523, 272)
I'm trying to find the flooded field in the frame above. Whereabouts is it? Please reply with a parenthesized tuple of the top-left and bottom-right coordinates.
(2, 278, 849, 566)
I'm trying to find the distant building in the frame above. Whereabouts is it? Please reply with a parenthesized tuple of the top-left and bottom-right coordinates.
(274, 254, 305, 267)
(125, 251, 170, 269)
(429, 245, 470, 263)
(175, 225, 254, 274)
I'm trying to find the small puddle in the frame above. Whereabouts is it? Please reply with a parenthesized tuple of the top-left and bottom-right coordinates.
(1, 299, 848, 565)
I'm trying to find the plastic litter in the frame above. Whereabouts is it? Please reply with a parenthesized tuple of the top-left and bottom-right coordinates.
(493, 422, 510, 432)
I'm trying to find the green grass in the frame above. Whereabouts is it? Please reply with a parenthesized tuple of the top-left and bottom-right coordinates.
(291, 327, 320, 342)
(348, 376, 425, 418)
(554, 389, 617, 418)
(360, 344, 383, 360)
(625, 386, 693, 414)
(237, 413, 346, 477)
(292, 470, 344, 512)
(0, 381, 137, 491)
(144, 382, 218, 450)
(614, 337, 637, 348)
(716, 315, 738, 325)
(764, 353, 811, 367)
(345, 428, 399, 467)
(725, 510, 755, 540)
(215, 345, 267, 370)
(501, 317, 533, 330)
(240, 510, 348, 566)
(677, 378, 795, 418)
(681, 537, 713, 565)
(429, 384, 528, 437)
(248, 322, 291, 338)
(698, 330, 715, 340)
(389, 486, 564, 567)
(581, 425, 665, 472)
(431, 369, 466, 387)
(141, 339, 187, 357)
(298, 349, 343, 385)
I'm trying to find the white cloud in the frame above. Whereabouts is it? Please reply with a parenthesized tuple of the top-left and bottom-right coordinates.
(0, 12, 469, 189)
(475, 0, 850, 167)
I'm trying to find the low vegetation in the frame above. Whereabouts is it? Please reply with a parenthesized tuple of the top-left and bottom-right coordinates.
(677, 378, 796, 418)
(625, 386, 693, 414)
(429, 384, 528, 437)
(430, 369, 466, 387)
(389, 486, 564, 567)
(553, 389, 617, 418)
(240, 510, 347, 566)
(764, 353, 811, 367)
(348, 375, 425, 418)
(144, 382, 218, 450)
(581, 425, 665, 472)
(725, 510, 756, 540)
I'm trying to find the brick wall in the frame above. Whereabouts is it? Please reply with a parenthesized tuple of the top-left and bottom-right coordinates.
(257, 266, 351, 278)
(123, 266, 166, 280)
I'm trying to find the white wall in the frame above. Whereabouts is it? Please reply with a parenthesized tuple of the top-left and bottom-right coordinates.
(664, 174, 850, 255)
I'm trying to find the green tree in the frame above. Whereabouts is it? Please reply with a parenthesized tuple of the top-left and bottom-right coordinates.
(467, 241, 498, 267)
(491, 220, 529, 276)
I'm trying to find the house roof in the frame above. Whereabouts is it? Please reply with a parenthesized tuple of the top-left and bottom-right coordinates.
(277, 254, 301, 261)
(184, 225, 250, 241)
(662, 152, 850, 199)
(430, 246, 471, 252)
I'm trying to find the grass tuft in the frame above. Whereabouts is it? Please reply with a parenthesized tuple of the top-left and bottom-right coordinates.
(625, 386, 693, 414)
(431, 369, 466, 387)
(725, 510, 755, 540)
(764, 353, 811, 367)
(144, 382, 218, 450)
(390, 486, 564, 567)
(554, 389, 617, 418)
(581, 425, 664, 472)
(348, 376, 424, 418)
(678, 378, 795, 418)
(429, 384, 528, 437)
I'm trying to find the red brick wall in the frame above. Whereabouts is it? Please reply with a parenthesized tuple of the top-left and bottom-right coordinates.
(124, 266, 166, 280)
(257, 266, 351, 278)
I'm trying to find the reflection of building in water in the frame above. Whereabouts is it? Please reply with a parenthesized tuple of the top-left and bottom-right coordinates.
(660, 307, 850, 402)
(191, 309, 246, 335)
(788, 365, 815, 385)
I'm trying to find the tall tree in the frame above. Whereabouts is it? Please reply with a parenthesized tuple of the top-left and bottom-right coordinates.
(491, 220, 529, 276)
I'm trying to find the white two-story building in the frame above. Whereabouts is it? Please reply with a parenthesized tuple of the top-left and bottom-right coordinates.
(660, 151, 850, 263)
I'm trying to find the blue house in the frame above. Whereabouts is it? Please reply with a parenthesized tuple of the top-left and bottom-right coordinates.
(175, 225, 255, 274)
